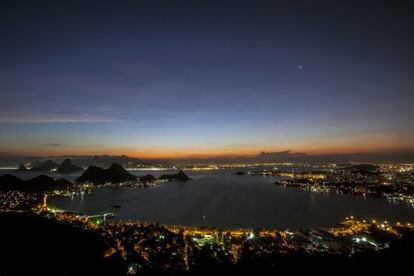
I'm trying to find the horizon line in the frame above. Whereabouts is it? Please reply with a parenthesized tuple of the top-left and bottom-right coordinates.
(2, 149, 414, 161)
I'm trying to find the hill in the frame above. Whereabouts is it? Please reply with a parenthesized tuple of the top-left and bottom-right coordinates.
(159, 170, 191, 181)
(0, 174, 72, 193)
(30, 160, 59, 171)
(76, 163, 137, 184)
(57, 158, 83, 173)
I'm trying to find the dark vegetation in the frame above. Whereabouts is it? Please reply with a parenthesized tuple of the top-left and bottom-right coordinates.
(1, 211, 413, 275)
(0, 173, 72, 192)
(0, 212, 124, 276)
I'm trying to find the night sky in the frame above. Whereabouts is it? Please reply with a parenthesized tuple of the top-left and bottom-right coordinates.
(1, 0, 413, 158)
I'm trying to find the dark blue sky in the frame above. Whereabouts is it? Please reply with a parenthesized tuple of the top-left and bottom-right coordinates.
(1, 0, 413, 158)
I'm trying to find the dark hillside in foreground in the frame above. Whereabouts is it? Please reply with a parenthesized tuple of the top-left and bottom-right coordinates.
(0, 212, 124, 276)
(1, 212, 414, 275)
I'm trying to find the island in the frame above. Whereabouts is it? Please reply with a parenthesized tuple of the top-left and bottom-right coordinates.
(57, 158, 83, 173)
(76, 163, 137, 185)
(159, 170, 191, 181)
(30, 160, 59, 172)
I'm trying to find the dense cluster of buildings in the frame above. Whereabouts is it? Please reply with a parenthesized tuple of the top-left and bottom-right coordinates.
(1, 162, 414, 274)
(30, 205, 413, 275)
(0, 190, 38, 211)
(271, 163, 414, 206)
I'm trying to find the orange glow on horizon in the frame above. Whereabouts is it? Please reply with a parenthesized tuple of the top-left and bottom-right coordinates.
(4, 143, 414, 160)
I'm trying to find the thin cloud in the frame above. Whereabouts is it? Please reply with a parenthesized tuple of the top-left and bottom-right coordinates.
(0, 117, 119, 124)
(46, 143, 63, 147)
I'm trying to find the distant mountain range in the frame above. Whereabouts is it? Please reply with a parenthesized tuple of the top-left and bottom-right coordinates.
(0, 163, 192, 191)
(24, 155, 141, 168)
(2, 151, 414, 167)
(76, 163, 191, 184)
(0, 155, 141, 169)
(30, 160, 59, 171)
(19, 158, 83, 173)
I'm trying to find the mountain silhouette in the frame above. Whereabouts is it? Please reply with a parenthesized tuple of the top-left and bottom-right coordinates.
(0, 174, 72, 192)
(57, 159, 83, 173)
(76, 163, 137, 184)
(159, 170, 191, 181)
(30, 160, 59, 171)
(0, 174, 25, 191)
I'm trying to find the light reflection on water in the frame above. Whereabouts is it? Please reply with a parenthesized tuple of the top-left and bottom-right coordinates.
(46, 170, 414, 229)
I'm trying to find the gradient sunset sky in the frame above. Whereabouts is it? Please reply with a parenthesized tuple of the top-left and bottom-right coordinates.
(1, 0, 413, 159)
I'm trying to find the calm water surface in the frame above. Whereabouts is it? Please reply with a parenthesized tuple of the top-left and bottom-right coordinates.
(43, 170, 414, 229)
